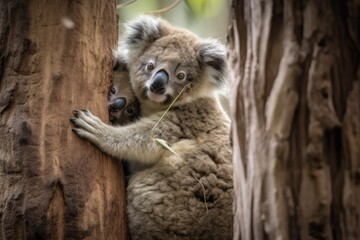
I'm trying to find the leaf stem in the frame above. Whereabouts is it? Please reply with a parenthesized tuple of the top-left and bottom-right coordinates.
(151, 83, 191, 138)
(149, 83, 208, 211)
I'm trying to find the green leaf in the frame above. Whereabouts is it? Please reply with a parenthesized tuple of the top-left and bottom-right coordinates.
(153, 138, 180, 156)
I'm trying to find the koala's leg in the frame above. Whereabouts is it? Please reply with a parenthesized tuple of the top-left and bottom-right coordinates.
(70, 109, 166, 165)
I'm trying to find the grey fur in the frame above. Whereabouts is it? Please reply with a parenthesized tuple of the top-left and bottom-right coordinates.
(198, 39, 227, 85)
(123, 15, 162, 61)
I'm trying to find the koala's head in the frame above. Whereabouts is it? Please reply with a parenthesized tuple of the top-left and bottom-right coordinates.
(121, 15, 227, 112)
(108, 56, 141, 125)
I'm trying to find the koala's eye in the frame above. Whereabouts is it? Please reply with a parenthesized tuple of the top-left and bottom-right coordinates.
(146, 61, 155, 71)
(110, 87, 116, 94)
(176, 72, 186, 81)
(126, 107, 134, 115)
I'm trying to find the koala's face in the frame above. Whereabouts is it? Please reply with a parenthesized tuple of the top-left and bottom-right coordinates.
(132, 36, 201, 105)
(122, 15, 226, 110)
(108, 61, 141, 125)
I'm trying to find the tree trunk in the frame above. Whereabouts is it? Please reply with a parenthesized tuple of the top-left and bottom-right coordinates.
(0, 1, 127, 239)
(228, 0, 359, 239)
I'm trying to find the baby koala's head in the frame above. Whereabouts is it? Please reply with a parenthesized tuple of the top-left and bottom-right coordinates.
(108, 58, 141, 125)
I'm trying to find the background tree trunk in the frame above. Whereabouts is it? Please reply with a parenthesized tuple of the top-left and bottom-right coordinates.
(0, 1, 127, 239)
(228, 0, 359, 239)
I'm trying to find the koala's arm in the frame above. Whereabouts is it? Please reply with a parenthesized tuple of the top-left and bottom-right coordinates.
(70, 109, 170, 165)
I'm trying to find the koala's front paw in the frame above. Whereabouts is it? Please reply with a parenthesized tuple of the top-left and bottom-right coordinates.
(70, 109, 107, 144)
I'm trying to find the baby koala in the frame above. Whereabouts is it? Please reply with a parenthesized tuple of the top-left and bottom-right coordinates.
(108, 57, 140, 126)
(71, 15, 233, 240)
(108, 57, 147, 177)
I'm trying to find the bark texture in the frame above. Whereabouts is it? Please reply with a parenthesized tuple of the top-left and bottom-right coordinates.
(0, 0, 127, 239)
(228, 0, 359, 239)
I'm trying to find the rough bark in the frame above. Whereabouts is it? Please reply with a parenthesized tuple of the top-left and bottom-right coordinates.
(0, 0, 127, 239)
(228, 0, 359, 239)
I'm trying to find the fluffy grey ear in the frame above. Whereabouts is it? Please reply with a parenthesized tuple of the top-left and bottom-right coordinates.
(122, 15, 162, 58)
(198, 39, 227, 85)
(113, 46, 128, 71)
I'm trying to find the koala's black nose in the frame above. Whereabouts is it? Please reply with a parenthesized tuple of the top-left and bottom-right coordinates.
(109, 97, 126, 112)
(150, 70, 168, 94)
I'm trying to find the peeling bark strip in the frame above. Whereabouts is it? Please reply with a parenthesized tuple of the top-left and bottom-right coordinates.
(0, 1, 127, 239)
(228, 0, 360, 239)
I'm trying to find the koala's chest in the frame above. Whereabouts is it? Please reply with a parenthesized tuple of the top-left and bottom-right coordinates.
(127, 137, 232, 190)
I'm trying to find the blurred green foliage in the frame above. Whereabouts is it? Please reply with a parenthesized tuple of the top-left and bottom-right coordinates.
(186, 0, 225, 18)
(116, 0, 230, 42)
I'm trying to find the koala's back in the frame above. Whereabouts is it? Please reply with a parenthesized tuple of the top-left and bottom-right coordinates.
(127, 98, 233, 240)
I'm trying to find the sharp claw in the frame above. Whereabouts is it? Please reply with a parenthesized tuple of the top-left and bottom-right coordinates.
(73, 110, 79, 117)
(70, 117, 77, 123)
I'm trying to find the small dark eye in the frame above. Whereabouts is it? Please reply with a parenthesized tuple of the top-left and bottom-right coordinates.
(176, 72, 186, 80)
(110, 87, 116, 94)
(126, 107, 134, 115)
(146, 62, 154, 71)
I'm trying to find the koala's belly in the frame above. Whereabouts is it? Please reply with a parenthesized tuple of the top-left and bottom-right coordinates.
(126, 152, 233, 240)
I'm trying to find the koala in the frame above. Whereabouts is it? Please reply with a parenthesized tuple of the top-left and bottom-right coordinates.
(108, 56, 141, 126)
(71, 15, 233, 240)
(109, 57, 144, 178)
